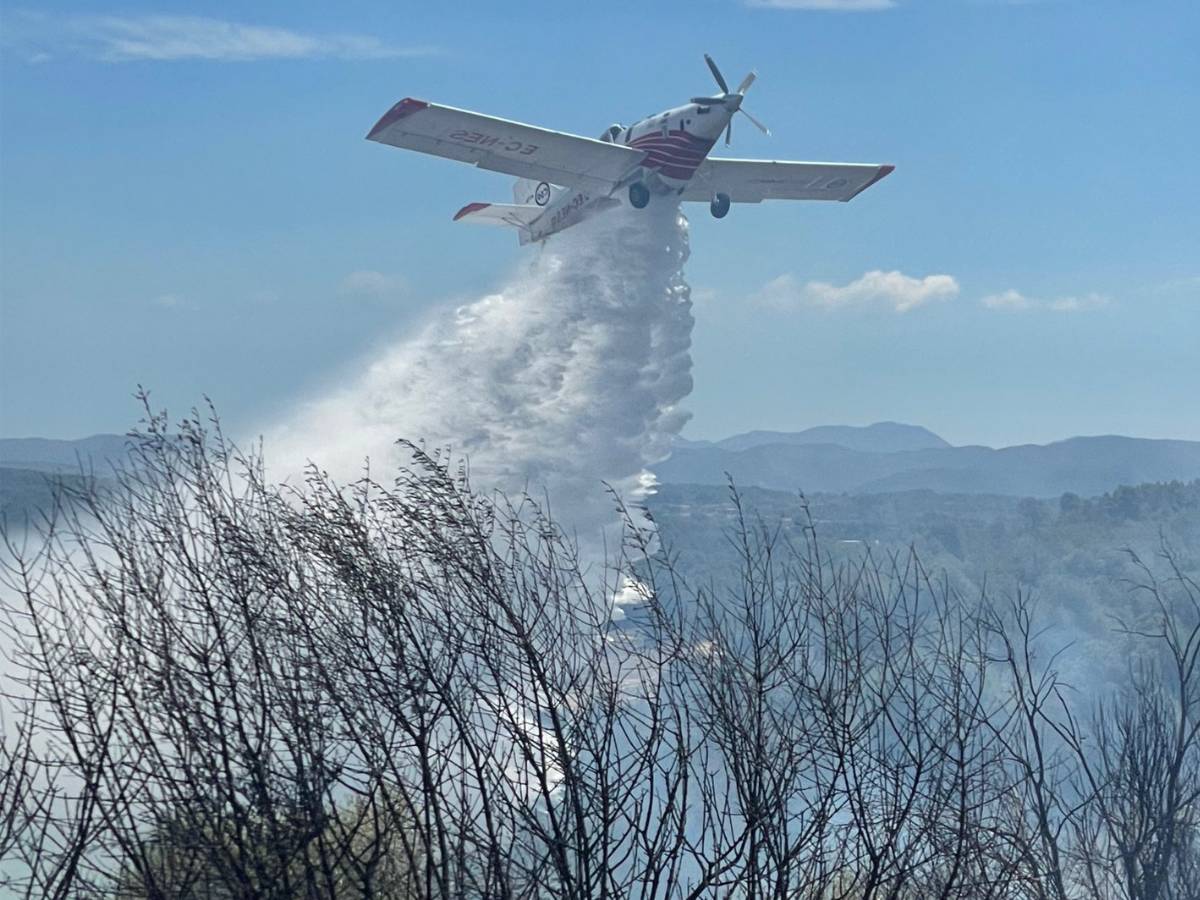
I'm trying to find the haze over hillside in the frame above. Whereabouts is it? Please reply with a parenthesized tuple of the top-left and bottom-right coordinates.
(645, 478, 1200, 687)
(659, 423, 1200, 498)
(6, 424, 1200, 522)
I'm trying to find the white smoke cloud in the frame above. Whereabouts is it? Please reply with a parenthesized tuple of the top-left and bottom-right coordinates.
(265, 203, 694, 547)
(338, 270, 406, 302)
(610, 577, 652, 622)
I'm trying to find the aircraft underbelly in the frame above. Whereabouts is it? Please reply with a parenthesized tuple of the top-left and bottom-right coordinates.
(527, 189, 620, 243)
(520, 129, 716, 241)
(645, 168, 695, 193)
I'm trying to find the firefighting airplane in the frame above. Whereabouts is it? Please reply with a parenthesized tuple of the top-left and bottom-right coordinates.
(366, 54, 893, 245)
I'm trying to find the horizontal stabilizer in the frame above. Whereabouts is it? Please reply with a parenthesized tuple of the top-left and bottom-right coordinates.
(453, 202, 545, 229)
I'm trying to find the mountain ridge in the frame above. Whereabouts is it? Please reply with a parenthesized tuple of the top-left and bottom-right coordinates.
(0, 434, 135, 473)
(5, 429, 1199, 499)
(682, 422, 952, 454)
(655, 433, 1200, 498)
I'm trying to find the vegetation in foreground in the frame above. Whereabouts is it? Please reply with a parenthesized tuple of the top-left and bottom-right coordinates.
(1, 405, 1198, 898)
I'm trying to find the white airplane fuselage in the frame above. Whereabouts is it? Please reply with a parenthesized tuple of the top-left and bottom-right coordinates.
(521, 101, 734, 242)
(613, 101, 734, 186)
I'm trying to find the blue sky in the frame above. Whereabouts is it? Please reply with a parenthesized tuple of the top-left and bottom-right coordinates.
(1, 0, 1197, 447)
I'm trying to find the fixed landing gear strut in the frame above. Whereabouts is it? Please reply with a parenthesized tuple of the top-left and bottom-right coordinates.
(710, 192, 731, 219)
(628, 182, 651, 209)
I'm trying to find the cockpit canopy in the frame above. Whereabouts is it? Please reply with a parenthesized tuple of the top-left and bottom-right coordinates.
(599, 123, 623, 143)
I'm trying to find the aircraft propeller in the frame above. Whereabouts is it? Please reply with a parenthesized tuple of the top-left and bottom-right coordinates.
(691, 54, 771, 146)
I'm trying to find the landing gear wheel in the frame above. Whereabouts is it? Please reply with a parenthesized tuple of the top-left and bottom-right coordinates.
(710, 192, 731, 219)
(628, 182, 651, 209)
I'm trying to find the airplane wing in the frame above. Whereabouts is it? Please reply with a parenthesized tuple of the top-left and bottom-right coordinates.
(367, 98, 646, 194)
(679, 158, 894, 203)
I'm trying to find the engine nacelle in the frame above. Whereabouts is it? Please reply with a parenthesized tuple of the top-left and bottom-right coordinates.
(599, 123, 623, 143)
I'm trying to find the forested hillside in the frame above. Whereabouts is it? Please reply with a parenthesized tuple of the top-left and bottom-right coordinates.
(648, 479, 1200, 684)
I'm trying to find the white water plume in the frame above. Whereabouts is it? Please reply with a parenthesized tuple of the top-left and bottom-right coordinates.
(266, 202, 694, 544)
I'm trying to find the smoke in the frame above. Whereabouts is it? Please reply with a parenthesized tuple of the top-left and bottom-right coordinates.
(265, 201, 694, 546)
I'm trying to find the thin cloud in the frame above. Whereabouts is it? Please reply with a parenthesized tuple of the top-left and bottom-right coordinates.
(8, 13, 435, 63)
(981, 289, 1033, 311)
(746, 0, 897, 10)
(1154, 275, 1200, 295)
(1049, 294, 1108, 312)
(150, 293, 192, 310)
(757, 270, 959, 313)
(339, 270, 406, 301)
(982, 289, 1109, 312)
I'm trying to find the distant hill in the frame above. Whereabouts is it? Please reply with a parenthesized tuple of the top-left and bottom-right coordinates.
(0, 434, 132, 474)
(8, 427, 1200, 502)
(654, 434, 1200, 498)
(686, 422, 952, 454)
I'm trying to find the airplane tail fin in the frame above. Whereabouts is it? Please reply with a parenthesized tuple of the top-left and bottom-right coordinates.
(453, 202, 545, 245)
(513, 177, 561, 208)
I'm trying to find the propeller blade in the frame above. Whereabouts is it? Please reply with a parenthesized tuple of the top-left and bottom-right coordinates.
(739, 107, 771, 136)
(736, 71, 757, 95)
(704, 54, 730, 94)
(725, 120, 733, 146)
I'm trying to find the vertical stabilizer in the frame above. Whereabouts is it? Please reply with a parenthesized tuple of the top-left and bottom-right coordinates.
(513, 177, 562, 208)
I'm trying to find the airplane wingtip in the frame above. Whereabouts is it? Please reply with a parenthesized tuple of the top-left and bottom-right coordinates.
(366, 97, 429, 141)
(453, 202, 491, 222)
(842, 163, 896, 201)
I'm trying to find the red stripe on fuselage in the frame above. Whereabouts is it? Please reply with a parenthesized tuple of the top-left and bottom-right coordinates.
(633, 141, 708, 156)
(637, 148, 707, 162)
(628, 129, 714, 180)
(630, 141, 709, 155)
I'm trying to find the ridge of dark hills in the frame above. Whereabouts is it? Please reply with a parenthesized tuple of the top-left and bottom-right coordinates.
(653, 434, 1200, 498)
(682, 421, 952, 454)
(0, 434, 134, 473)
(5, 428, 1200, 500)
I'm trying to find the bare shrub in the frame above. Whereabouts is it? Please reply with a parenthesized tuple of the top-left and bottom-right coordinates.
(1, 402, 1197, 898)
